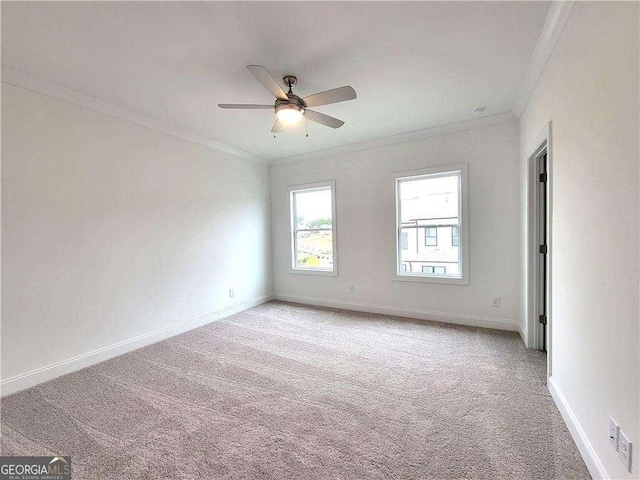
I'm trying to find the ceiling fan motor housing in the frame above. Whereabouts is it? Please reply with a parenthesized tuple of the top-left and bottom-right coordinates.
(275, 94, 305, 116)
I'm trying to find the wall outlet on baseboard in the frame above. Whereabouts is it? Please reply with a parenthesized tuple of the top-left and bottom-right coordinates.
(491, 297, 501, 307)
(228, 288, 235, 298)
(618, 429, 632, 473)
(348, 285, 355, 294)
(609, 417, 619, 450)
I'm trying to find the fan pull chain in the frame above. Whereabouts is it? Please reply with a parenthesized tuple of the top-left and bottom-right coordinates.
(305, 118, 309, 138)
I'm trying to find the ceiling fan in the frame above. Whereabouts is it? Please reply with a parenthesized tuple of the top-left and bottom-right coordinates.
(219, 65, 356, 134)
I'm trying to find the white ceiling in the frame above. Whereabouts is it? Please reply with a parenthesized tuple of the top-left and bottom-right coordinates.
(2, 2, 550, 161)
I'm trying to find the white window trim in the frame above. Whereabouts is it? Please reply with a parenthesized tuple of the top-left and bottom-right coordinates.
(391, 163, 469, 285)
(287, 180, 338, 277)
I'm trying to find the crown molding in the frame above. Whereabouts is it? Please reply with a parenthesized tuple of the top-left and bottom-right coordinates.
(511, 1, 576, 118)
(270, 112, 516, 166)
(1, 67, 268, 165)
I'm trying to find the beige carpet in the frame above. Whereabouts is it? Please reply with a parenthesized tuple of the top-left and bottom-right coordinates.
(1, 301, 589, 479)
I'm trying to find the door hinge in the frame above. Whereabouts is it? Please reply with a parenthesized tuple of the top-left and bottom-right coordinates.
(539, 315, 548, 325)
(539, 244, 548, 254)
(539, 173, 548, 183)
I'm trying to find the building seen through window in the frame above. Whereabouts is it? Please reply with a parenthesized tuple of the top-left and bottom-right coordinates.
(397, 170, 462, 278)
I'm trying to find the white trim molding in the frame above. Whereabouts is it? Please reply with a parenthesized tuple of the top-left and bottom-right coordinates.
(392, 164, 469, 286)
(0, 294, 273, 397)
(518, 324, 528, 346)
(2, 67, 519, 168)
(512, 1, 576, 117)
(270, 112, 516, 166)
(274, 293, 519, 332)
(287, 180, 338, 276)
(1, 67, 268, 165)
(524, 121, 553, 378)
(548, 376, 610, 479)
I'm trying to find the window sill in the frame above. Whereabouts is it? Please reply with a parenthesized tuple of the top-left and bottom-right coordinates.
(289, 268, 337, 277)
(394, 274, 468, 285)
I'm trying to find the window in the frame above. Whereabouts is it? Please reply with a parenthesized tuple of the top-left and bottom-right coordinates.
(289, 181, 337, 275)
(425, 227, 438, 246)
(394, 164, 468, 284)
(451, 226, 459, 246)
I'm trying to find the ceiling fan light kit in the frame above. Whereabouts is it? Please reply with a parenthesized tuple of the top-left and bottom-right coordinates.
(218, 65, 356, 135)
(275, 104, 304, 124)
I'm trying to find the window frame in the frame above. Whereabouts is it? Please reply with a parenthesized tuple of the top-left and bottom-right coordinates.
(392, 164, 469, 285)
(451, 226, 460, 247)
(288, 180, 338, 276)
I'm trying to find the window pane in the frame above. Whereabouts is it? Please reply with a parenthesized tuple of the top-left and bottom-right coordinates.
(399, 173, 459, 225)
(452, 226, 459, 247)
(397, 170, 461, 278)
(291, 185, 335, 272)
(425, 227, 438, 246)
(295, 230, 333, 269)
(399, 226, 459, 275)
(294, 189, 332, 229)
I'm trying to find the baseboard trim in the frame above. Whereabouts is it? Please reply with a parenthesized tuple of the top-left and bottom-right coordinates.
(0, 294, 273, 397)
(273, 293, 519, 332)
(548, 376, 609, 479)
(518, 324, 528, 346)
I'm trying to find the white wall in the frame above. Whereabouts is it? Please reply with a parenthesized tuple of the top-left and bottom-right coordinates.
(1, 84, 272, 387)
(271, 120, 521, 331)
(519, 2, 639, 478)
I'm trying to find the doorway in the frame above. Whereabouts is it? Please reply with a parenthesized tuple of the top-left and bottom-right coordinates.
(526, 125, 552, 371)
(536, 148, 549, 352)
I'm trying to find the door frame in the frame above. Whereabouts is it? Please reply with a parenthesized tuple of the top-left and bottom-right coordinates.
(526, 122, 553, 377)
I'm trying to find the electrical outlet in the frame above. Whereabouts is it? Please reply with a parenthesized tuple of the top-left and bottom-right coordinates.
(491, 297, 501, 307)
(609, 417, 619, 450)
(348, 285, 355, 293)
(618, 430, 632, 473)
(228, 288, 235, 298)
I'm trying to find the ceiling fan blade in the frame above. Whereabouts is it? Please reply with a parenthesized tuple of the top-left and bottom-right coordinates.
(246, 65, 289, 101)
(271, 118, 288, 133)
(303, 86, 356, 107)
(305, 110, 345, 129)
(218, 104, 273, 109)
